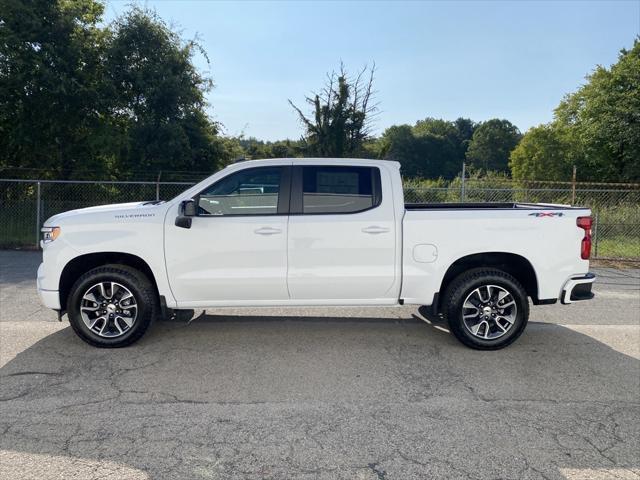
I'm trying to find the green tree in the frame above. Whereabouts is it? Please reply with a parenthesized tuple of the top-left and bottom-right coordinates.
(0, 1, 231, 180)
(237, 137, 301, 159)
(289, 63, 377, 157)
(413, 118, 457, 138)
(376, 118, 475, 179)
(453, 117, 476, 152)
(0, 0, 108, 178)
(554, 40, 640, 181)
(466, 119, 521, 173)
(104, 8, 224, 178)
(377, 124, 426, 177)
(411, 118, 460, 178)
(511, 40, 640, 182)
(377, 124, 448, 178)
(509, 124, 575, 181)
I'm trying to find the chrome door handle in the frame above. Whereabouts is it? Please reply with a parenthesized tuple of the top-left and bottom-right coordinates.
(362, 226, 390, 234)
(254, 227, 282, 235)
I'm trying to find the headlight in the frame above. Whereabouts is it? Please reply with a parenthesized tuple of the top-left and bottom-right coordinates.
(41, 226, 61, 243)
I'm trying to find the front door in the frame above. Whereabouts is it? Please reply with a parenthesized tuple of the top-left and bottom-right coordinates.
(165, 165, 291, 306)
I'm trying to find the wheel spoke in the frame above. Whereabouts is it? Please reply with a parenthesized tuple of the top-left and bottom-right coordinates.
(471, 320, 488, 337)
(463, 299, 479, 310)
(113, 318, 124, 335)
(83, 292, 98, 303)
(89, 315, 105, 330)
(476, 287, 490, 303)
(463, 309, 479, 319)
(497, 314, 515, 325)
(487, 285, 496, 302)
(117, 315, 133, 328)
(462, 299, 480, 320)
(98, 318, 109, 335)
(110, 282, 120, 298)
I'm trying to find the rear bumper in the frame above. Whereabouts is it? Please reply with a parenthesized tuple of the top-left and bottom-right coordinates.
(561, 273, 595, 304)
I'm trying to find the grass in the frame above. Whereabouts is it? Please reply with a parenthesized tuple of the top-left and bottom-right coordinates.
(0, 202, 38, 248)
(594, 237, 640, 260)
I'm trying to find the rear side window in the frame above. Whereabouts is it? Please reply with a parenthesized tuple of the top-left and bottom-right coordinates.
(301, 166, 381, 214)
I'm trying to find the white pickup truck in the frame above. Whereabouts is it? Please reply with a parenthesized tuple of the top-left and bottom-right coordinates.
(37, 158, 595, 350)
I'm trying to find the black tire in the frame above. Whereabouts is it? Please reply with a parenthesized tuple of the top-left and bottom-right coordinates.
(442, 268, 529, 350)
(67, 264, 157, 348)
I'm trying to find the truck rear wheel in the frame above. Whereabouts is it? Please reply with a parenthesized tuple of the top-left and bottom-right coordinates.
(442, 268, 529, 350)
(67, 264, 157, 348)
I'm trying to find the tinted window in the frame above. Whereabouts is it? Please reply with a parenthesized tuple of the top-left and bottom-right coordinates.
(302, 166, 379, 214)
(199, 167, 282, 216)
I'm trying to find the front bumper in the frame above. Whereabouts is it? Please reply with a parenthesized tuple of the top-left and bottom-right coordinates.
(37, 262, 61, 310)
(37, 288, 62, 310)
(561, 273, 595, 304)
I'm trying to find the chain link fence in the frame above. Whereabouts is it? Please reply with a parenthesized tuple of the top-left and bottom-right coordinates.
(1, 177, 639, 260)
(404, 178, 640, 260)
(1, 179, 193, 248)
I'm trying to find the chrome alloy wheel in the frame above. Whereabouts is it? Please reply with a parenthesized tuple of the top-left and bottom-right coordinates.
(461, 284, 517, 340)
(80, 282, 138, 338)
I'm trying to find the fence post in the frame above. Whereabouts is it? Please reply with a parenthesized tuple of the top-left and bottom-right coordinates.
(156, 171, 162, 201)
(571, 165, 577, 205)
(35, 181, 41, 247)
(460, 162, 466, 202)
(593, 212, 599, 258)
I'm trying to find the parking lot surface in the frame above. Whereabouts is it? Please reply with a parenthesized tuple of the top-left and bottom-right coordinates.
(1, 250, 639, 479)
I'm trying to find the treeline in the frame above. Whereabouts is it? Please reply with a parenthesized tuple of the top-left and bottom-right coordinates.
(1, 1, 638, 183)
(511, 41, 640, 182)
(0, 0, 239, 181)
(239, 40, 640, 183)
(239, 117, 519, 180)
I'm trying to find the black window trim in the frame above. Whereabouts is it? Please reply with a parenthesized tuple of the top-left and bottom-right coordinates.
(194, 165, 291, 217)
(290, 165, 382, 216)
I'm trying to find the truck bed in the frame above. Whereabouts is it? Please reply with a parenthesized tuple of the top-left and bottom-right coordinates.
(405, 202, 579, 210)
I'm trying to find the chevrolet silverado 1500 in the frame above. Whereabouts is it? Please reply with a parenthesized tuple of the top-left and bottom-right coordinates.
(37, 158, 595, 349)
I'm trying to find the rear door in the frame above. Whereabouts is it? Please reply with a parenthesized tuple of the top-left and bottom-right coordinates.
(287, 164, 397, 301)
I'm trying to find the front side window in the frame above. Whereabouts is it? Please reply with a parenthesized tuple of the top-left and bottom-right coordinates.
(302, 166, 379, 214)
(198, 167, 282, 216)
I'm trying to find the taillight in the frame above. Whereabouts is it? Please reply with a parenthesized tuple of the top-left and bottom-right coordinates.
(577, 216, 592, 259)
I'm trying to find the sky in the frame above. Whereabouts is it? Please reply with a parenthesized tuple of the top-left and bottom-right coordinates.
(104, 0, 640, 141)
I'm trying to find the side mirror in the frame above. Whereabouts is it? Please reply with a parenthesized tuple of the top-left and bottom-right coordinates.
(183, 199, 196, 217)
(175, 199, 196, 229)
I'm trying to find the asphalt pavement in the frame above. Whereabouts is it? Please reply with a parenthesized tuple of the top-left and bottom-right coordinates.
(0, 250, 638, 479)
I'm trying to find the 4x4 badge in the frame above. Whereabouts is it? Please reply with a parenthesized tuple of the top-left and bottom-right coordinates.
(529, 212, 564, 217)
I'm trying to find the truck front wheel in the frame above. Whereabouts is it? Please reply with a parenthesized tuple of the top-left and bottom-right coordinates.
(67, 264, 157, 348)
(442, 268, 529, 350)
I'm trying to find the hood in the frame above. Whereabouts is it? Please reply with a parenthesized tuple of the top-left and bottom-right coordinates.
(43, 201, 165, 226)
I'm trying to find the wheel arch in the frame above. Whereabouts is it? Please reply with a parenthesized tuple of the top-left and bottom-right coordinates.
(437, 252, 539, 310)
(59, 252, 159, 311)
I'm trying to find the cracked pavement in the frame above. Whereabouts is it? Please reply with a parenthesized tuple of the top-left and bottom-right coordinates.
(0, 250, 639, 479)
